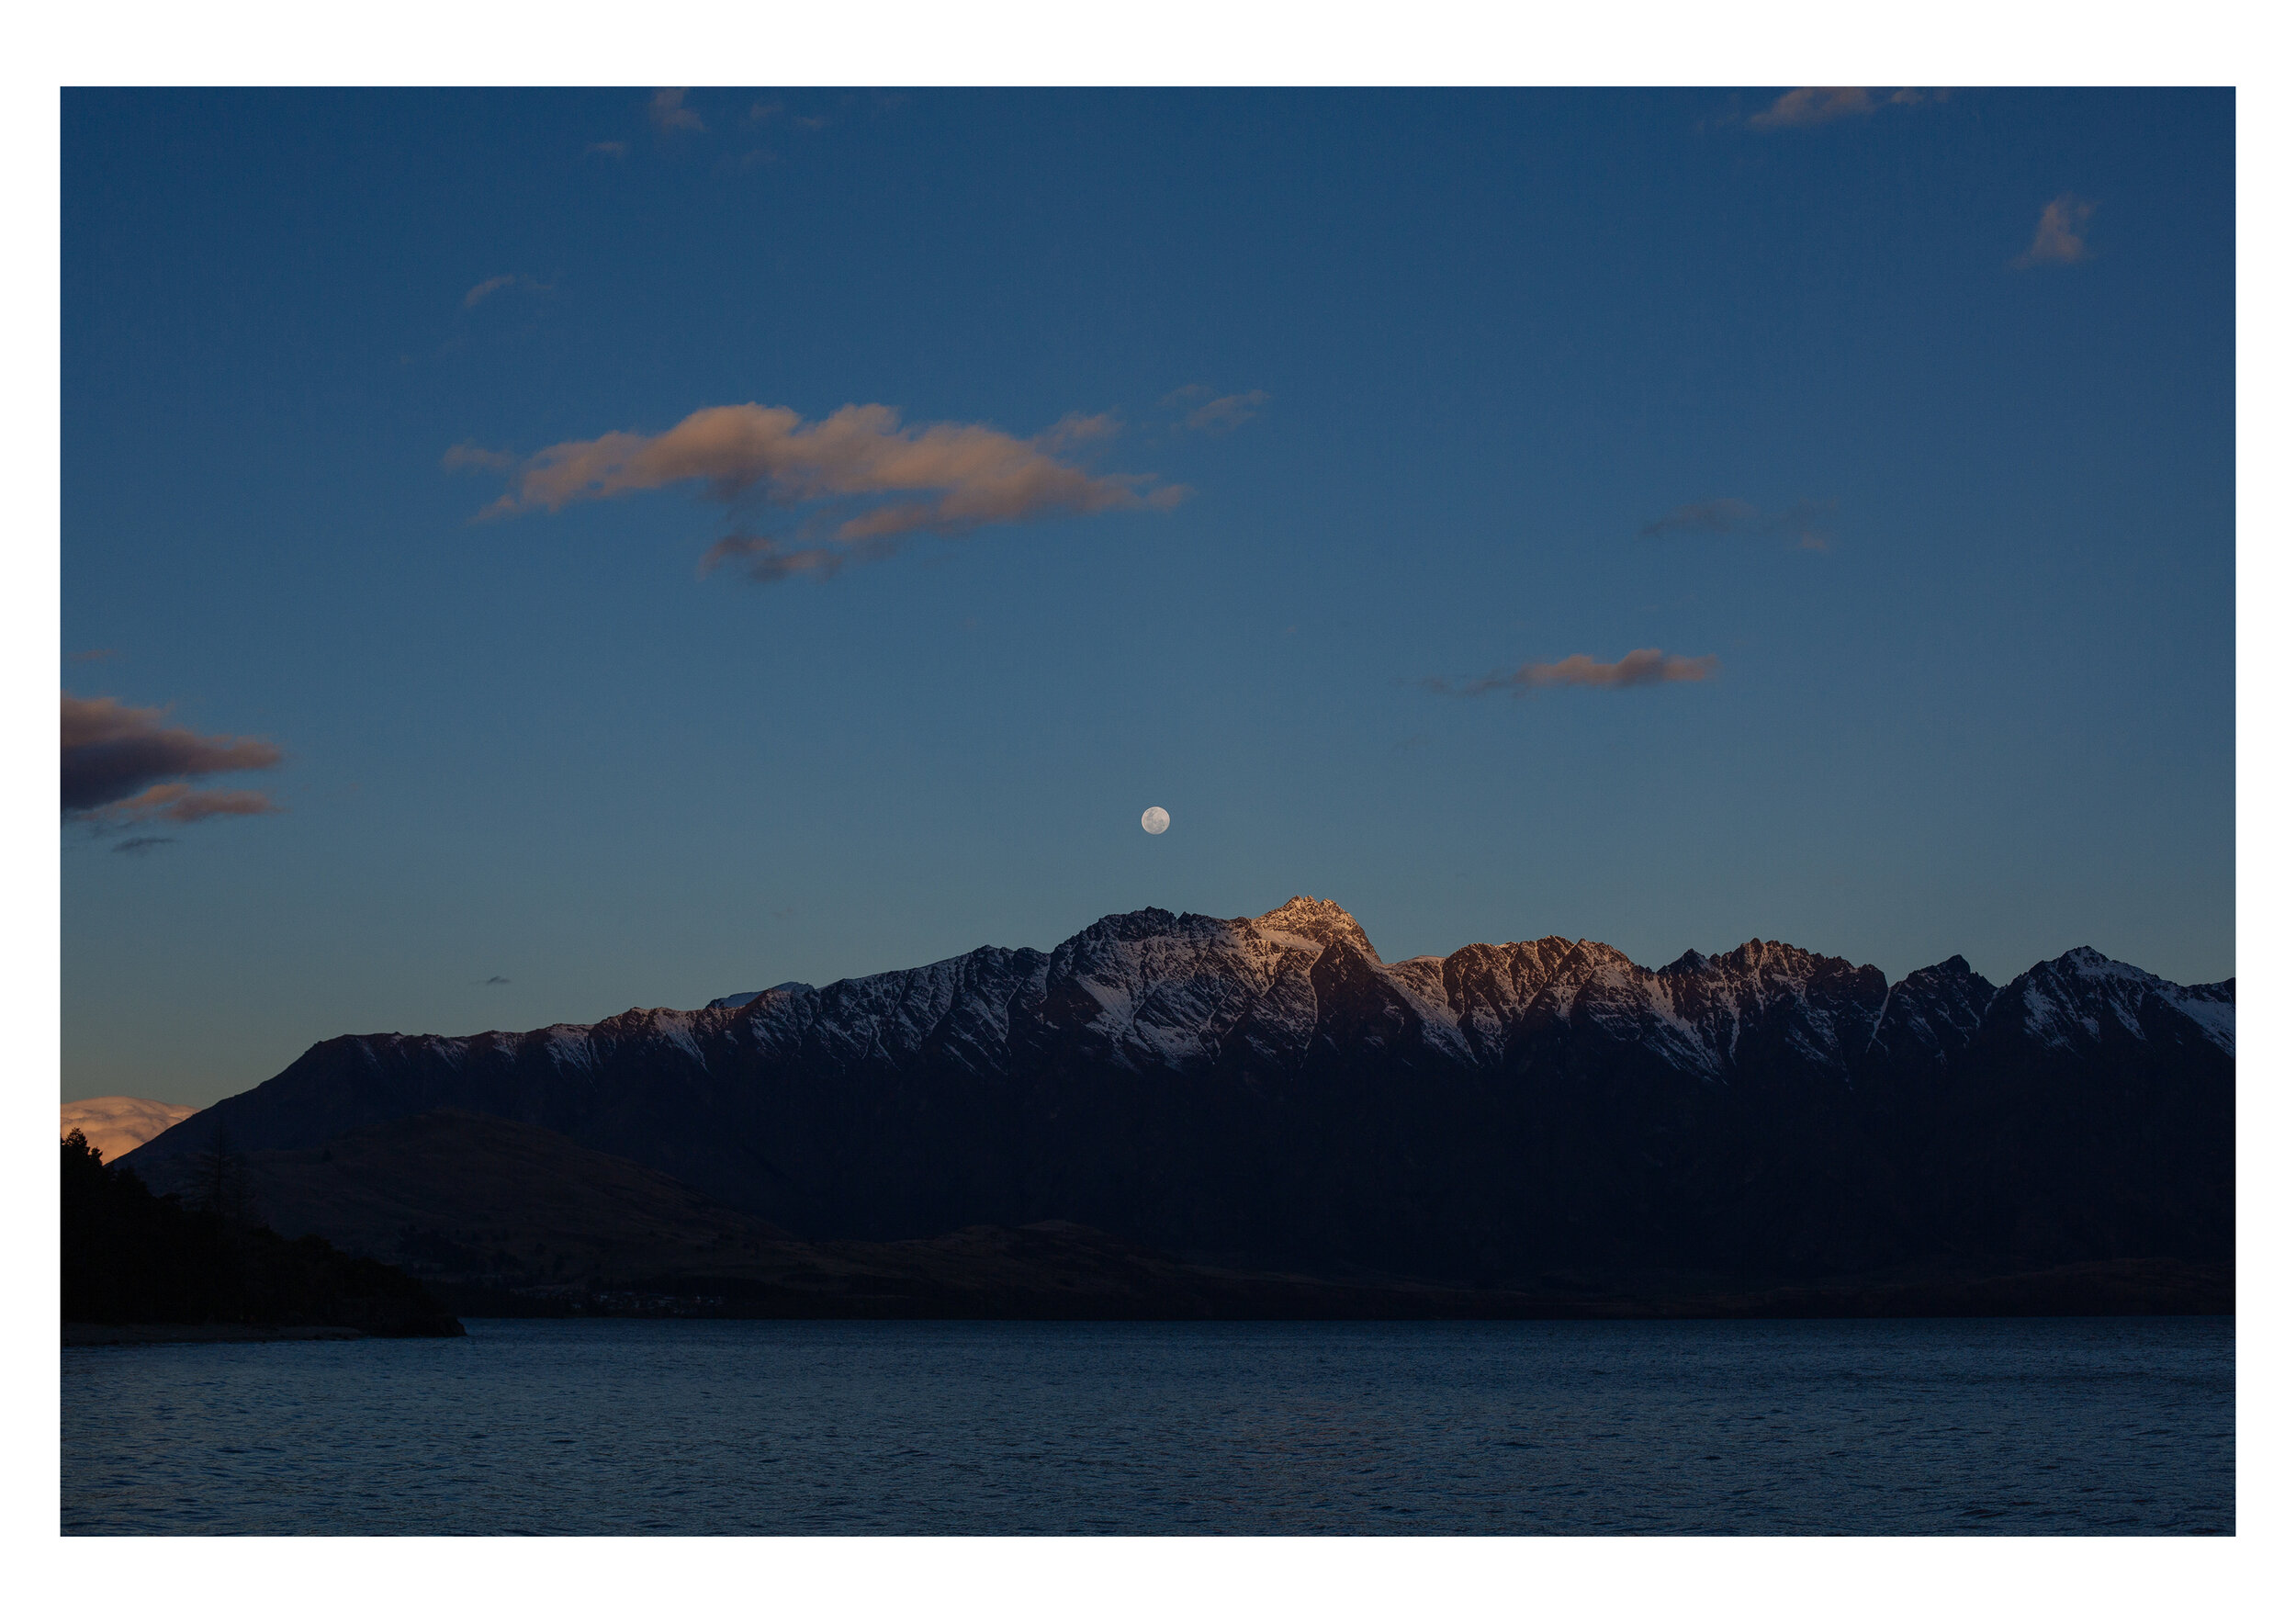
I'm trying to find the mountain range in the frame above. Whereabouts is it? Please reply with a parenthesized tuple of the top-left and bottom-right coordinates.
(126, 897, 2234, 1290)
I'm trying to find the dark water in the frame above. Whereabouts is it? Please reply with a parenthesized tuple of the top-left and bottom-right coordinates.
(62, 1316, 2232, 1534)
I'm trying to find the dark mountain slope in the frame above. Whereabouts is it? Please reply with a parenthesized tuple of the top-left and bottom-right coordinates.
(130, 1110, 796, 1288)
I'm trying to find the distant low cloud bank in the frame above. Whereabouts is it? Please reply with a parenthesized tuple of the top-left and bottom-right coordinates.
(1426, 648, 1719, 696)
(62, 693, 282, 832)
(459, 401, 1186, 583)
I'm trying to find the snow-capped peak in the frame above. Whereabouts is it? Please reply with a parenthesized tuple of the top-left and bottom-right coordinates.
(2010, 948, 2234, 1056)
(1248, 896, 1379, 961)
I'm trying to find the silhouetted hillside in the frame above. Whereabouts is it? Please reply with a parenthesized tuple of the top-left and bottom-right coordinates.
(62, 1129, 462, 1337)
(132, 1110, 796, 1292)
(128, 1110, 2229, 1321)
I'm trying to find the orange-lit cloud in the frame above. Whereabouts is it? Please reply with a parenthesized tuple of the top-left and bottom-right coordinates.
(1430, 648, 1719, 695)
(472, 401, 1183, 582)
(2011, 195, 2096, 268)
(62, 693, 283, 823)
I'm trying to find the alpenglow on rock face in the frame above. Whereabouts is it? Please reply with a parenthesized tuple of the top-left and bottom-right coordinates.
(129, 899, 2233, 1281)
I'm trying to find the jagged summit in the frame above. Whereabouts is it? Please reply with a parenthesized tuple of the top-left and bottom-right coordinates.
(2053, 946, 2136, 977)
(1248, 896, 1379, 961)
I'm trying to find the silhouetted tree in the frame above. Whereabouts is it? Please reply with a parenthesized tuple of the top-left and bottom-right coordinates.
(191, 1121, 257, 1229)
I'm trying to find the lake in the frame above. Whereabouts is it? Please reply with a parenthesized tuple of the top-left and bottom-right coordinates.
(61, 1316, 2233, 1534)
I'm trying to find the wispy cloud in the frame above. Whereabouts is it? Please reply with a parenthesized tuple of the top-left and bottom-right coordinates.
(442, 442, 515, 473)
(463, 401, 1185, 583)
(748, 101, 827, 131)
(1750, 88, 1875, 129)
(585, 141, 628, 159)
(1163, 385, 1271, 434)
(481, 975, 512, 986)
(1639, 498, 1761, 537)
(696, 534, 866, 583)
(68, 648, 118, 663)
(2011, 194, 2096, 269)
(1186, 391, 1270, 434)
(464, 275, 518, 309)
(1640, 497, 1835, 551)
(1427, 648, 1720, 695)
(462, 273, 548, 310)
(112, 836, 177, 856)
(88, 783, 281, 824)
(1036, 411, 1122, 449)
(62, 693, 283, 825)
(1747, 87, 1937, 130)
(650, 88, 704, 134)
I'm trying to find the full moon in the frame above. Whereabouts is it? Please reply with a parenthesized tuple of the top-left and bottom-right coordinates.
(1141, 806, 1171, 835)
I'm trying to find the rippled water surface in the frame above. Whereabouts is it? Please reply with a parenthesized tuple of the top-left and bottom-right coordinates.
(62, 1317, 2232, 1534)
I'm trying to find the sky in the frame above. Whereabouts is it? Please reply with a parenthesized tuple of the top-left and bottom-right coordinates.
(60, 88, 2234, 1107)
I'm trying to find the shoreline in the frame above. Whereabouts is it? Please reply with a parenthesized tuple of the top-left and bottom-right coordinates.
(63, 1322, 368, 1347)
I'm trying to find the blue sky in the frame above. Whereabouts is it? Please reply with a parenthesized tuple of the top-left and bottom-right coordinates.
(61, 88, 2234, 1106)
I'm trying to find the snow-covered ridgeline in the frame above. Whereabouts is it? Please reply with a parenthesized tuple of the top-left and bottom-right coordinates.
(352, 897, 2234, 1087)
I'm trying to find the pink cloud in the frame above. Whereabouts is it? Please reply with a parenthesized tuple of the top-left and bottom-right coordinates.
(88, 783, 281, 825)
(472, 401, 1183, 581)
(62, 693, 284, 825)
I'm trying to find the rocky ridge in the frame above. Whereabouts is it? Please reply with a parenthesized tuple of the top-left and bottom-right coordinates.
(129, 899, 2234, 1283)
